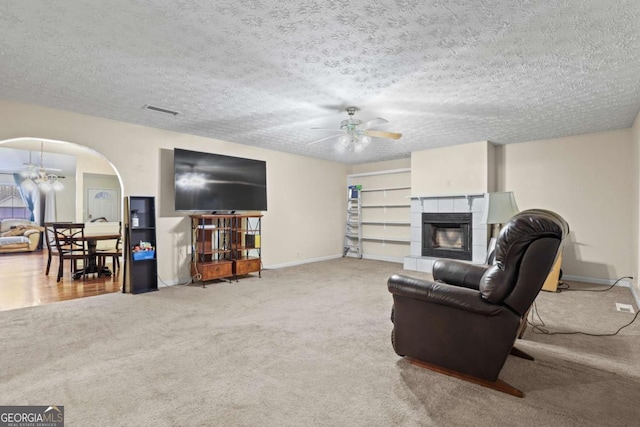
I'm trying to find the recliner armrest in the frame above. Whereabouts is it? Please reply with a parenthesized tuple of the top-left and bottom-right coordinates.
(387, 274, 503, 316)
(432, 259, 488, 290)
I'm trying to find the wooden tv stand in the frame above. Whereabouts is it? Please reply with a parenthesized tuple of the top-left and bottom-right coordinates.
(190, 214, 262, 284)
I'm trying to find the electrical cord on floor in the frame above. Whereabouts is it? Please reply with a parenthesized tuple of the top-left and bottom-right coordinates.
(527, 300, 640, 337)
(557, 276, 633, 292)
(528, 275, 639, 336)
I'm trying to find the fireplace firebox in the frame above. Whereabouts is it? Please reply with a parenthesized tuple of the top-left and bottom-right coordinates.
(422, 212, 472, 260)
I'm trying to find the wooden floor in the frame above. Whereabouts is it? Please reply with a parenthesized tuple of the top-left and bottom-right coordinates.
(0, 250, 122, 312)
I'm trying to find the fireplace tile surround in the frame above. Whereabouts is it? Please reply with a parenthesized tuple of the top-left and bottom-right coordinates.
(404, 194, 487, 273)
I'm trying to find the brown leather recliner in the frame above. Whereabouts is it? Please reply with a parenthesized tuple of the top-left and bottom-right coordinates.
(387, 209, 569, 397)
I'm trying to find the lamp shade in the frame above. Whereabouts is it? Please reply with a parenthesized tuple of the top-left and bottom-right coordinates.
(481, 192, 519, 224)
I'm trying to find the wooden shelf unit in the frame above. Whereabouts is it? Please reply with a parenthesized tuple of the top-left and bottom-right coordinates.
(190, 214, 262, 284)
(230, 213, 263, 279)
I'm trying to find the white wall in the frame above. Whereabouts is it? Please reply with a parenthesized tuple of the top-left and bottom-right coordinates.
(0, 99, 348, 285)
(502, 129, 634, 281)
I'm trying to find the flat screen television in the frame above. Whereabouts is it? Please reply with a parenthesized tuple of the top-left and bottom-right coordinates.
(174, 148, 267, 212)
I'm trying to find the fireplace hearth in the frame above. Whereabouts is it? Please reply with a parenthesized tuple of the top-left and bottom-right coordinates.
(422, 212, 472, 260)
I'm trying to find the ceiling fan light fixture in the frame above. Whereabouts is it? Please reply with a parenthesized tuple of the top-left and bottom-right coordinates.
(338, 135, 350, 147)
(52, 179, 64, 192)
(39, 180, 52, 192)
(22, 179, 37, 192)
(308, 106, 402, 153)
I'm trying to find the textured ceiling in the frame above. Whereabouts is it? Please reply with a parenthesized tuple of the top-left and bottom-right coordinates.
(0, 1, 639, 164)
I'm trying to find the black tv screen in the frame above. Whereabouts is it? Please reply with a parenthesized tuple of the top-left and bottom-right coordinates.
(174, 148, 267, 212)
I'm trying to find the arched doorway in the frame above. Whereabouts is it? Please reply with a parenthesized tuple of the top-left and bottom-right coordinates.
(0, 137, 125, 310)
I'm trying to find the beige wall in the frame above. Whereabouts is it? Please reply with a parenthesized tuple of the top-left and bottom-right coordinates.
(405, 130, 635, 283)
(0, 99, 348, 284)
(411, 141, 494, 195)
(350, 158, 410, 174)
(632, 111, 640, 292)
(502, 129, 634, 281)
(2, 98, 636, 286)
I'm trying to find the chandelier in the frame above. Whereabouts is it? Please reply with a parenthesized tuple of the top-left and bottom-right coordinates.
(20, 142, 64, 192)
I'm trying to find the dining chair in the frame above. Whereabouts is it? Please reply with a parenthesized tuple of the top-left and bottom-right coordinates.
(52, 223, 89, 282)
(43, 222, 57, 276)
(44, 222, 72, 276)
(92, 219, 122, 271)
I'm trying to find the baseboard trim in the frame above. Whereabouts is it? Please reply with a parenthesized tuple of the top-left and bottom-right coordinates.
(563, 275, 639, 307)
(362, 254, 404, 264)
(264, 254, 342, 270)
(562, 275, 633, 287)
(156, 274, 194, 287)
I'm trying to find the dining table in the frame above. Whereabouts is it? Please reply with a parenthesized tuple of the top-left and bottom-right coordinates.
(72, 231, 122, 279)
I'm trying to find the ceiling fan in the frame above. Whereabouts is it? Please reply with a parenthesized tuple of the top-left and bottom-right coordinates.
(0, 142, 64, 191)
(308, 107, 402, 152)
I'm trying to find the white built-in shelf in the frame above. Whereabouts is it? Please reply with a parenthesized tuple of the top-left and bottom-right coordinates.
(347, 167, 411, 257)
(361, 221, 411, 225)
(361, 204, 411, 208)
(361, 186, 411, 192)
(362, 236, 411, 243)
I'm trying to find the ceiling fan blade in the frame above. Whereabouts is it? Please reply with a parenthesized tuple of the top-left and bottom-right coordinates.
(361, 117, 389, 129)
(22, 162, 62, 172)
(307, 133, 343, 145)
(311, 127, 341, 131)
(364, 130, 402, 140)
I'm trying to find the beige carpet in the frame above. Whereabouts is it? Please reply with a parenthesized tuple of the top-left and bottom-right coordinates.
(1, 258, 639, 426)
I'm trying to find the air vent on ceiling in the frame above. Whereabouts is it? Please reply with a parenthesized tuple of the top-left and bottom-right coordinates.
(143, 104, 180, 116)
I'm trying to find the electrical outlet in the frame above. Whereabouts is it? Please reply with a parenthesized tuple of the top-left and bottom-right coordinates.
(615, 303, 635, 313)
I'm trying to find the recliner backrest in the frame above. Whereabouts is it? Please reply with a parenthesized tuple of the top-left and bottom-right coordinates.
(479, 209, 569, 314)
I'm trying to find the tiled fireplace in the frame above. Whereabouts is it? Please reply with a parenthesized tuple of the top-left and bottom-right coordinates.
(404, 194, 487, 273)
